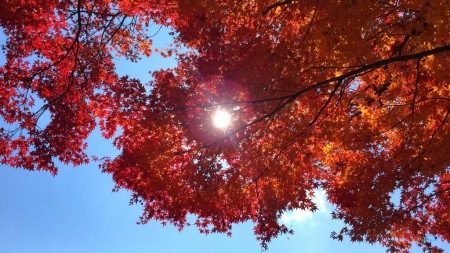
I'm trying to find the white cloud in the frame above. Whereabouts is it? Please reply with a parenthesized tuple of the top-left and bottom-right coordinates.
(280, 190, 329, 224)
(281, 208, 314, 223)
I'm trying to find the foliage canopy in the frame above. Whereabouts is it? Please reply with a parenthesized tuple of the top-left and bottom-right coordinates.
(1, 0, 449, 252)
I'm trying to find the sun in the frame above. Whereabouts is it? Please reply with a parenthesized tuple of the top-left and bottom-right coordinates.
(213, 109, 232, 129)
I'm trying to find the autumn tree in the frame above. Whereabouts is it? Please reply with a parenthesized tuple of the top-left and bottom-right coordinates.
(1, 0, 449, 252)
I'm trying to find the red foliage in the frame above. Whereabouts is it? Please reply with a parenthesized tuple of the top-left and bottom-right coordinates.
(1, 0, 449, 251)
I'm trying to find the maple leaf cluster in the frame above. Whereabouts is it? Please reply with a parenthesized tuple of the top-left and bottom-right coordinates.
(1, 0, 449, 252)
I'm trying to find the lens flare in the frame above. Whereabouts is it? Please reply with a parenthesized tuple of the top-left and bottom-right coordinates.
(213, 110, 231, 129)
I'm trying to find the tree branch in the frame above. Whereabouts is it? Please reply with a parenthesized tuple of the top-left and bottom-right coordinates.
(246, 44, 450, 129)
(262, 0, 293, 15)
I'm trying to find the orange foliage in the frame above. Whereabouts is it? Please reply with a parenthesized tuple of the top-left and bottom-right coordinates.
(1, 0, 449, 252)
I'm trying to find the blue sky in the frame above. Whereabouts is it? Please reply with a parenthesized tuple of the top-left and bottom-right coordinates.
(0, 162, 389, 253)
(1, 27, 449, 253)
